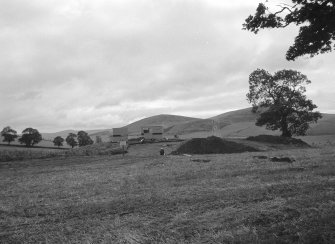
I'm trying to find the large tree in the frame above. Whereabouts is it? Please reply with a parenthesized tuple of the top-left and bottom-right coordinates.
(53, 136, 64, 148)
(19, 128, 42, 147)
(77, 131, 93, 147)
(243, 0, 335, 60)
(1, 126, 18, 145)
(66, 133, 78, 148)
(247, 69, 322, 137)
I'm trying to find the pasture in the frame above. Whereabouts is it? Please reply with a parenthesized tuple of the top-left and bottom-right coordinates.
(1, 139, 335, 243)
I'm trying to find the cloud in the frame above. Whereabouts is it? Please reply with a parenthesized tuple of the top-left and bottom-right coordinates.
(0, 0, 334, 132)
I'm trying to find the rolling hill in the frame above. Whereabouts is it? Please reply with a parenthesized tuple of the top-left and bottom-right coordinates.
(27, 108, 335, 143)
(164, 119, 217, 135)
(306, 113, 335, 135)
(83, 114, 201, 141)
(42, 129, 106, 140)
(125, 114, 200, 135)
(210, 107, 259, 123)
(162, 108, 335, 137)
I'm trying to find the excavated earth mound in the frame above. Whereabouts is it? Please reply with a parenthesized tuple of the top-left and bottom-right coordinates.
(246, 135, 310, 147)
(172, 136, 258, 155)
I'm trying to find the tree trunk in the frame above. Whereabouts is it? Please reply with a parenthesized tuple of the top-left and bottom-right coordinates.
(281, 116, 292, 137)
(281, 130, 292, 137)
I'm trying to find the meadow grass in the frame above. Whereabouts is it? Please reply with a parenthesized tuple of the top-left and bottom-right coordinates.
(0, 143, 123, 162)
(0, 145, 335, 243)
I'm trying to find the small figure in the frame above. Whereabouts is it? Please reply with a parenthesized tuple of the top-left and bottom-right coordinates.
(160, 147, 165, 156)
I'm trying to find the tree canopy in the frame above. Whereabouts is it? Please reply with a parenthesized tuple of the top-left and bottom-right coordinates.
(1, 126, 18, 145)
(77, 131, 93, 147)
(247, 69, 322, 137)
(66, 133, 78, 148)
(19, 128, 42, 147)
(243, 0, 335, 60)
(53, 136, 64, 147)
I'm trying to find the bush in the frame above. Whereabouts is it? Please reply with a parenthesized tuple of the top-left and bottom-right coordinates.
(64, 142, 126, 156)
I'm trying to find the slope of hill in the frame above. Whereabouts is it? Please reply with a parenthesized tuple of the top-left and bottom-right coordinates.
(125, 114, 200, 135)
(210, 107, 258, 124)
(165, 108, 263, 137)
(165, 119, 215, 135)
(164, 108, 335, 137)
(37, 108, 335, 142)
(42, 130, 77, 140)
(208, 108, 335, 137)
(88, 130, 113, 142)
(42, 129, 109, 140)
(307, 113, 335, 135)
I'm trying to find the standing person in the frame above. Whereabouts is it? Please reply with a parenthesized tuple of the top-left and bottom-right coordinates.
(160, 147, 165, 156)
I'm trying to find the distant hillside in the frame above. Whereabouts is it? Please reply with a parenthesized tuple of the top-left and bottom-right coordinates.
(42, 130, 77, 140)
(208, 108, 272, 137)
(37, 108, 335, 142)
(210, 108, 335, 137)
(88, 130, 113, 142)
(67, 114, 202, 141)
(167, 108, 335, 137)
(164, 108, 261, 137)
(165, 119, 216, 135)
(125, 114, 200, 135)
(42, 129, 108, 140)
(307, 113, 335, 135)
(210, 107, 258, 124)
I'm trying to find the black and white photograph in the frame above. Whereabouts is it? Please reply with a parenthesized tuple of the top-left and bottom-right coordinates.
(1, 0, 334, 243)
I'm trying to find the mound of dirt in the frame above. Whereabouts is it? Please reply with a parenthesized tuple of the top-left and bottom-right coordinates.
(171, 136, 258, 155)
(246, 135, 310, 147)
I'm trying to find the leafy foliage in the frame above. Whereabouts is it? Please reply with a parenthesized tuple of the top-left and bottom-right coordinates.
(247, 69, 322, 137)
(19, 128, 42, 147)
(77, 131, 93, 147)
(243, 0, 335, 60)
(1, 126, 18, 145)
(53, 136, 64, 147)
(66, 133, 78, 148)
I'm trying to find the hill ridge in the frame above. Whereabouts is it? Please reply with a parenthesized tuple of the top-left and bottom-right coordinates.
(39, 108, 335, 140)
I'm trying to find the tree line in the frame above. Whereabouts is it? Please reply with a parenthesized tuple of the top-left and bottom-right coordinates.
(0, 127, 93, 148)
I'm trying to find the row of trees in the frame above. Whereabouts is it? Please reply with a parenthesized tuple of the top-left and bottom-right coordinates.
(56, 131, 94, 148)
(0, 127, 42, 147)
(0, 127, 93, 148)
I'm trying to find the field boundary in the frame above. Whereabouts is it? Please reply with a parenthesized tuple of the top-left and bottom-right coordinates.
(0, 143, 69, 150)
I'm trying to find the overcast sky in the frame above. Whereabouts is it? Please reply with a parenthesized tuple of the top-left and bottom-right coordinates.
(1, 0, 334, 132)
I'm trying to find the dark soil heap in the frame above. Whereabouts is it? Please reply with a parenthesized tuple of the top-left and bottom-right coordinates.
(247, 135, 310, 147)
(172, 136, 258, 155)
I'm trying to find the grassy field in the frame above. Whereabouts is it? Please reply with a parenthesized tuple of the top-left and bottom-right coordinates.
(1, 142, 335, 243)
(0, 145, 67, 162)
(0, 142, 125, 162)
